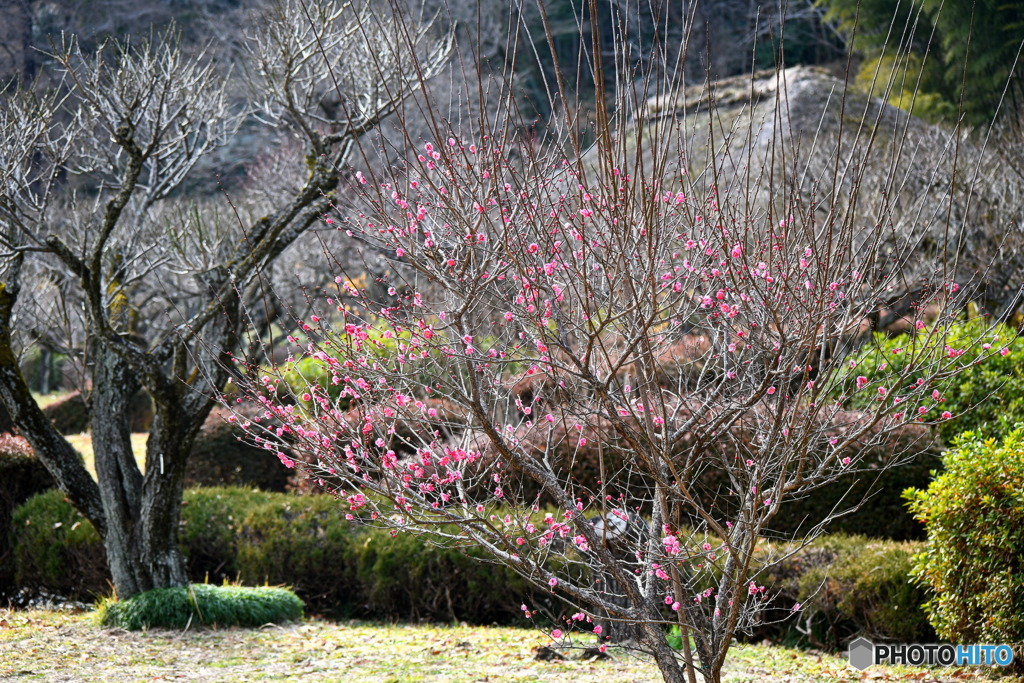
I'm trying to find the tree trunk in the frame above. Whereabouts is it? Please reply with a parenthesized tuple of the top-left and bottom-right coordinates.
(136, 398, 197, 592)
(90, 345, 195, 598)
(598, 570, 643, 643)
(38, 346, 52, 395)
(0, 396, 12, 434)
(16, 0, 36, 83)
(641, 618, 689, 683)
(1, 284, 202, 600)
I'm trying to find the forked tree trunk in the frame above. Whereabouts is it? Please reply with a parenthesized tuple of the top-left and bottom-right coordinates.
(0, 309, 211, 599)
(90, 346, 194, 597)
(135, 400, 198, 592)
(89, 342, 222, 598)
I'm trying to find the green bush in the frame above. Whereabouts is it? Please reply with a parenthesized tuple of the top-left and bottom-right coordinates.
(236, 493, 549, 621)
(354, 527, 541, 623)
(836, 320, 1024, 444)
(0, 435, 55, 597)
(236, 494, 546, 621)
(279, 356, 350, 408)
(11, 489, 108, 600)
(11, 487, 271, 600)
(761, 535, 932, 649)
(11, 489, 364, 611)
(276, 326, 412, 408)
(275, 325, 460, 411)
(178, 487, 277, 583)
(11, 487, 931, 640)
(11, 486, 549, 624)
(822, 540, 931, 643)
(235, 494, 362, 617)
(42, 391, 90, 435)
(98, 583, 303, 630)
(906, 429, 1024, 664)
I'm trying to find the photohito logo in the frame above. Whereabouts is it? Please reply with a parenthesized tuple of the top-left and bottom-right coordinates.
(848, 638, 1015, 670)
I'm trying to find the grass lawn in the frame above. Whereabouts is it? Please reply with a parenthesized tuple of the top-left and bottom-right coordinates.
(0, 609, 1018, 682)
(29, 391, 149, 478)
(30, 393, 71, 411)
(63, 432, 149, 478)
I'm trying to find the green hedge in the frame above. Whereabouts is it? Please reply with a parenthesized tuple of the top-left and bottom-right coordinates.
(352, 526, 538, 623)
(178, 487, 277, 582)
(0, 435, 55, 598)
(273, 326, 469, 413)
(759, 534, 932, 649)
(234, 495, 541, 621)
(11, 488, 933, 644)
(184, 408, 293, 492)
(906, 429, 1024, 667)
(234, 494, 364, 616)
(10, 487, 274, 601)
(278, 356, 350, 408)
(11, 487, 543, 622)
(10, 488, 108, 600)
(41, 391, 90, 435)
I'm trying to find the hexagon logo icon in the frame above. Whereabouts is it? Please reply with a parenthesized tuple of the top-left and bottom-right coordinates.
(848, 637, 875, 671)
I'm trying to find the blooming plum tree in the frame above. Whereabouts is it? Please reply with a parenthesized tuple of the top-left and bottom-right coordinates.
(227, 2, 1011, 682)
(232, 97, 1004, 683)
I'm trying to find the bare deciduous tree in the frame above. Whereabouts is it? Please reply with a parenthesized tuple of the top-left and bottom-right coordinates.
(0, 1, 451, 599)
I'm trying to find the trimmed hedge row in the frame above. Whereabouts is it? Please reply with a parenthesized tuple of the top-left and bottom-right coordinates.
(758, 535, 933, 649)
(8, 486, 933, 647)
(0, 435, 56, 598)
(9, 487, 543, 622)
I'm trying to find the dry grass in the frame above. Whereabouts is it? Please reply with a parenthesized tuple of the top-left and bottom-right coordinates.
(30, 393, 71, 411)
(0, 609, 1017, 682)
(63, 432, 149, 479)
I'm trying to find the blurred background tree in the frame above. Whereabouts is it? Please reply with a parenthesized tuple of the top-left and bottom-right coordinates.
(817, 0, 1024, 124)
